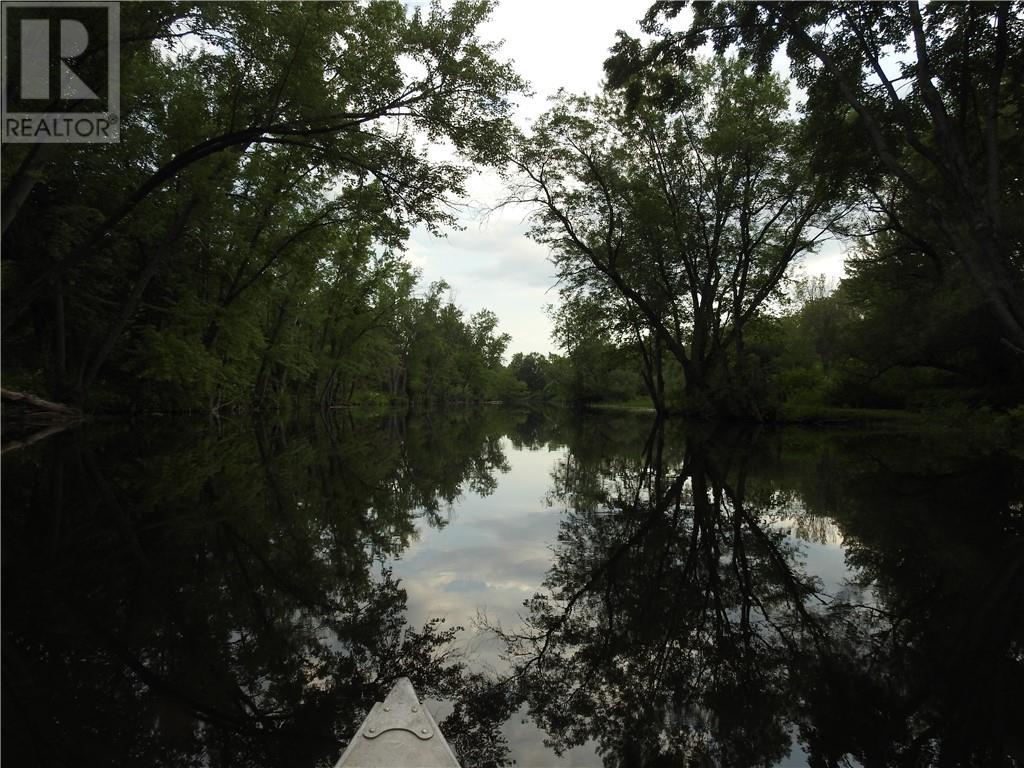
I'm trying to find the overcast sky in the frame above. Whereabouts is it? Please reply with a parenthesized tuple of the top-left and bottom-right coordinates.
(406, 1, 847, 358)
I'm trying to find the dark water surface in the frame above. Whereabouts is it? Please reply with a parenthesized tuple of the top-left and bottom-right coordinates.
(3, 408, 1022, 767)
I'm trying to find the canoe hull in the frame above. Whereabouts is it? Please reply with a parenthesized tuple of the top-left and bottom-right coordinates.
(335, 678, 460, 768)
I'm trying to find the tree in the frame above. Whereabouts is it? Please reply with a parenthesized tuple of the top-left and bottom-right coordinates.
(548, 291, 655, 408)
(508, 352, 551, 395)
(1, 0, 525, 408)
(611, 1, 1024, 353)
(836, 230, 1024, 408)
(510, 57, 842, 417)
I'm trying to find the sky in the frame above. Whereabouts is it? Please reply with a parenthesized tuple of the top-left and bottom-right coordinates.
(405, 1, 848, 358)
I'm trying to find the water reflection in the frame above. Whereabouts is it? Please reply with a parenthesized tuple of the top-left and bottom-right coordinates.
(491, 417, 1024, 767)
(2, 410, 1022, 767)
(2, 410, 522, 768)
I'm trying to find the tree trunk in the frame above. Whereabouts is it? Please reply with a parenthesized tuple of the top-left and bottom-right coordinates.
(1, 144, 54, 235)
(654, 334, 666, 414)
(74, 200, 197, 403)
(253, 301, 288, 407)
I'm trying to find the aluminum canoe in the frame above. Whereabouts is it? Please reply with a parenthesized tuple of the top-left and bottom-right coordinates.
(335, 677, 460, 768)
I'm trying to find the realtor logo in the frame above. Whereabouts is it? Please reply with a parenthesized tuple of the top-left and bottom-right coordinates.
(2, 1, 119, 143)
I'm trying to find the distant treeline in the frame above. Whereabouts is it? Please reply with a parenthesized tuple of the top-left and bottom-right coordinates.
(507, 268, 1024, 417)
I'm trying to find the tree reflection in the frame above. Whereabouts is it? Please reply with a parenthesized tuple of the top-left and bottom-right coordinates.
(492, 419, 1024, 767)
(5, 410, 1022, 767)
(1, 409, 519, 768)
(790, 433, 1024, 767)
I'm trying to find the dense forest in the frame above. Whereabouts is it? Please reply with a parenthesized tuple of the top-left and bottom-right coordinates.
(2, 2, 526, 412)
(2, 1, 1022, 421)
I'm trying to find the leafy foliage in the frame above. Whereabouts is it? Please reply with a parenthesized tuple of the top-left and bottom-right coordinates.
(1, 1, 525, 412)
(511, 56, 842, 417)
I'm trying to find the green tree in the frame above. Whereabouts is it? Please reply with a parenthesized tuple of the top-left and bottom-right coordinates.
(1, 1, 525, 410)
(508, 352, 551, 395)
(510, 57, 841, 417)
(611, 1, 1024, 353)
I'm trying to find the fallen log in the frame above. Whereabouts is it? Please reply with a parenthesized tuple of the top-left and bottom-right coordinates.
(1, 389, 83, 453)
(1, 387, 81, 417)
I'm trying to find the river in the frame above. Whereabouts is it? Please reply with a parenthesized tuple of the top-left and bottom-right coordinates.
(2, 408, 1021, 767)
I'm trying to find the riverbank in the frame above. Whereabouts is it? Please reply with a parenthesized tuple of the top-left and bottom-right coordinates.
(584, 398, 1024, 443)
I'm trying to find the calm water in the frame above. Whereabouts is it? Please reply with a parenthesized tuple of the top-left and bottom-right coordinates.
(3, 408, 1022, 767)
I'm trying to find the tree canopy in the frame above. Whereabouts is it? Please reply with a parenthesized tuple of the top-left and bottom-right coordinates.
(510, 56, 844, 417)
(520, 1, 1023, 417)
(2, 0, 525, 411)
(606, 0, 1024, 362)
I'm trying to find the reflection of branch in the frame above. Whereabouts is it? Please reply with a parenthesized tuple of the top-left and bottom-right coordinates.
(496, 457, 691, 677)
(219, 521, 324, 610)
(47, 587, 275, 737)
(729, 491, 831, 651)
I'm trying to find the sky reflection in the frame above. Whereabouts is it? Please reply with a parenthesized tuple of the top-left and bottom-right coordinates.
(389, 433, 881, 767)
(389, 440, 601, 766)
